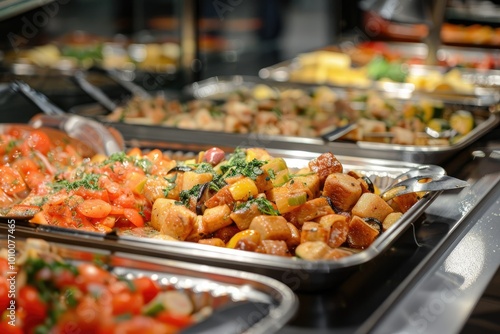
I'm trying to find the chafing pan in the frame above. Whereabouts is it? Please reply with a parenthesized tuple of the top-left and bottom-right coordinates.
(0, 237, 297, 334)
(1, 149, 442, 291)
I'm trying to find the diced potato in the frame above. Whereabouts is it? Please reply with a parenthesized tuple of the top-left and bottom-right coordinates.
(258, 240, 290, 256)
(182, 172, 213, 191)
(200, 205, 233, 234)
(230, 202, 261, 230)
(143, 175, 181, 203)
(204, 185, 234, 209)
(249, 215, 291, 240)
(254, 172, 273, 193)
(198, 238, 225, 247)
(213, 224, 240, 243)
(323, 173, 362, 211)
(300, 222, 329, 244)
(286, 222, 301, 249)
(347, 215, 379, 249)
(291, 173, 320, 199)
(295, 241, 352, 260)
(382, 212, 403, 231)
(271, 179, 312, 214)
(316, 214, 348, 248)
(351, 193, 394, 222)
(151, 199, 197, 240)
(285, 197, 334, 228)
(308, 152, 343, 186)
(391, 193, 419, 213)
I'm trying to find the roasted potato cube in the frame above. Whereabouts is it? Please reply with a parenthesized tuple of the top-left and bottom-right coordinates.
(204, 185, 235, 209)
(322, 173, 362, 211)
(182, 171, 213, 191)
(308, 152, 343, 186)
(198, 238, 226, 247)
(391, 193, 419, 213)
(300, 222, 330, 244)
(351, 193, 394, 222)
(258, 240, 290, 256)
(382, 212, 403, 231)
(201, 204, 233, 234)
(249, 215, 291, 240)
(230, 202, 262, 230)
(213, 224, 240, 243)
(151, 198, 197, 240)
(285, 197, 334, 228)
(143, 174, 182, 203)
(286, 222, 301, 249)
(347, 215, 380, 249)
(315, 214, 348, 248)
(295, 241, 352, 260)
(292, 173, 320, 199)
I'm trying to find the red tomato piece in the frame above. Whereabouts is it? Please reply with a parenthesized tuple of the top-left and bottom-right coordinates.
(156, 311, 194, 329)
(76, 199, 112, 219)
(133, 277, 160, 304)
(0, 276, 10, 311)
(27, 130, 52, 155)
(112, 291, 143, 316)
(123, 208, 145, 227)
(0, 319, 22, 334)
(17, 285, 46, 329)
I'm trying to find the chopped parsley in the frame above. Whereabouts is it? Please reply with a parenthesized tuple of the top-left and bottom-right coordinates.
(178, 183, 203, 207)
(101, 152, 153, 174)
(220, 148, 266, 180)
(163, 174, 177, 197)
(235, 197, 279, 216)
(51, 173, 101, 192)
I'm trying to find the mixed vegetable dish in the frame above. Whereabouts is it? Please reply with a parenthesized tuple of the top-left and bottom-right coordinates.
(106, 85, 477, 146)
(0, 240, 206, 334)
(0, 126, 425, 261)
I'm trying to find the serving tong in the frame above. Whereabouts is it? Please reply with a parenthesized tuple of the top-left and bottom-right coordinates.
(380, 165, 469, 201)
(9, 80, 124, 156)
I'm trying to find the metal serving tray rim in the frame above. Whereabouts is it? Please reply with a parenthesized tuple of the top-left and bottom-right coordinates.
(1, 238, 297, 334)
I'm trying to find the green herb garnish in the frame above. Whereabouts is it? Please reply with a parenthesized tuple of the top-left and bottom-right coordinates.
(235, 197, 279, 216)
(51, 173, 101, 192)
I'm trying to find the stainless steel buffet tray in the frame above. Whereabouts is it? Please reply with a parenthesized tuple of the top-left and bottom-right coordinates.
(1, 149, 442, 291)
(71, 75, 500, 164)
(0, 237, 297, 334)
(258, 42, 500, 104)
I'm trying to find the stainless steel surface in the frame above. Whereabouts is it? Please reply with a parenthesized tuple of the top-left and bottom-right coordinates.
(1, 238, 298, 334)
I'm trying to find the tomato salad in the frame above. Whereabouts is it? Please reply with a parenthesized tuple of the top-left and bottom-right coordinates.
(0, 241, 202, 334)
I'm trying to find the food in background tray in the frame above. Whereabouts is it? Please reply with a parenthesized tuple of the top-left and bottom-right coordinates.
(0, 239, 209, 333)
(106, 85, 476, 146)
(3, 141, 426, 260)
(288, 50, 478, 93)
(4, 31, 180, 73)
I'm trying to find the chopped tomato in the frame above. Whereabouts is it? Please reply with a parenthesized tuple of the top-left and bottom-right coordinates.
(112, 290, 143, 316)
(123, 208, 145, 227)
(0, 276, 10, 311)
(112, 316, 173, 334)
(133, 276, 160, 304)
(0, 166, 27, 196)
(75, 263, 111, 291)
(156, 311, 194, 329)
(17, 286, 46, 330)
(26, 130, 52, 155)
(76, 199, 112, 219)
(0, 320, 22, 334)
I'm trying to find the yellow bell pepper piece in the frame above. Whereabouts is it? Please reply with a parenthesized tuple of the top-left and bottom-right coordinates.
(226, 229, 261, 248)
(228, 177, 259, 201)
